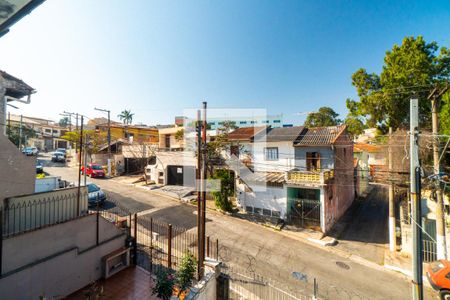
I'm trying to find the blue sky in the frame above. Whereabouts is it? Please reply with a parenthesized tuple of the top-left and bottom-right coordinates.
(1, 0, 449, 125)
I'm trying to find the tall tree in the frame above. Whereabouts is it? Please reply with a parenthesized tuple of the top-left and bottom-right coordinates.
(117, 110, 134, 125)
(346, 36, 450, 131)
(304, 106, 341, 127)
(58, 117, 69, 128)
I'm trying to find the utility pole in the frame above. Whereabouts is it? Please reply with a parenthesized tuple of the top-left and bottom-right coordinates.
(389, 127, 396, 252)
(95, 107, 112, 177)
(18, 114, 23, 149)
(196, 109, 203, 280)
(410, 97, 423, 300)
(76, 115, 84, 216)
(202, 102, 207, 259)
(7, 111, 10, 138)
(428, 84, 449, 260)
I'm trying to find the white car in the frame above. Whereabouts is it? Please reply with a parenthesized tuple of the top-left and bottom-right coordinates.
(23, 147, 38, 156)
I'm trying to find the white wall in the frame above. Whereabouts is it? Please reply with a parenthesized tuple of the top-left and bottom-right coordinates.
(237, 183, 287, 219)
(0, 214, 126, 300)
(252, 141, 295, 172)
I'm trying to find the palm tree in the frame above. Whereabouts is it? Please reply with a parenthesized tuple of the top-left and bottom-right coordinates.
(117, 110, 134, 125)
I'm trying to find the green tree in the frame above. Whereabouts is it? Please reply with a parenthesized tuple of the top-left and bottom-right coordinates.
(344, 115, 366, 139)
(7, 125, 36, 147)
(117, 110, 134, 125)
(346, 36, 450, 131)
(440, 91, 450, 135)
(58, 117, 69, 128)
(304, 107, 341, 127)
(211, 169, 234, 212)
(175, 129, 184, 142)
(61, 130, 107, 156)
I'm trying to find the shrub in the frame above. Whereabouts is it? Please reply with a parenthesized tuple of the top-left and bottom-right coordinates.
(176, 252, 197, 296)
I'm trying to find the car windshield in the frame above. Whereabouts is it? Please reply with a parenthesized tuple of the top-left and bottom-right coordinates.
(92, 165, 103, 170)
(87, 184, 99, 193)
(24, 147, 32, 151)
(54, 151, 64, 155)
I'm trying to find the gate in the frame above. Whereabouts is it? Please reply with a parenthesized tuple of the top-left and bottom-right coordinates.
(289, 198, 321, 229)
(219, 264, 307, 300)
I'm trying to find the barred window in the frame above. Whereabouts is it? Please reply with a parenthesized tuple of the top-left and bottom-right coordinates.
(253, 207, 262, 215)
(272, 210, 281, 218)
(263, 209, 271, 216)
(264, 147, 279, 161)
(245, 206, 253, 213)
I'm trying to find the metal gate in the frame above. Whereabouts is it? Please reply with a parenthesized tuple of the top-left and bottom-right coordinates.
(289, 198, 321, 229)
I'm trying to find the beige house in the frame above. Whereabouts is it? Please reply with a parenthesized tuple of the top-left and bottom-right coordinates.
(158, 125, 185, 150)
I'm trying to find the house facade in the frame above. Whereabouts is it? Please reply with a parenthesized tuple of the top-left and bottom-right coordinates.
(158, 126, 185, 150)
(96, 123, 159, 145)
(231, 125, 355, 233)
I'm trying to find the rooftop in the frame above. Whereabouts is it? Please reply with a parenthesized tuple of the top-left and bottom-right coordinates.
(228, 126, 268, 141)
(254, 126, 305, 143)
(0, 70, 35, 98)
(294, 125, 347, 146)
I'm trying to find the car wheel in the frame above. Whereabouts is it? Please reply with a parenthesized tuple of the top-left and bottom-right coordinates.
(440, 290, 450, 300)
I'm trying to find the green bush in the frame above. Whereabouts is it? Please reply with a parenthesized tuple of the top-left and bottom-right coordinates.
(212, 169, 234, 212)
(152, 269, 175, 300)
(176, 252, 197, 296)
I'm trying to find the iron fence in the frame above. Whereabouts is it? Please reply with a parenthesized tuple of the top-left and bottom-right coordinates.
(135, 215, 218, 274)
(92, 195, 219, 276)
(2, 189, 87, 238)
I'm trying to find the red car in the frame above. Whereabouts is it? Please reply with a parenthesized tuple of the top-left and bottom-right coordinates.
(427, 260, 450, 299)
(81, 163, 105, 178)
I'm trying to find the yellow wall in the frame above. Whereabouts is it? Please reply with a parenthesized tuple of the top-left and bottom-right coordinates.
(98, 126, 158, 144)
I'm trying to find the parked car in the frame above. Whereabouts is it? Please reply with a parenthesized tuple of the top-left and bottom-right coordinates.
(51, 151, 66, 163)
(426, 259, 450, 299)
(81, 163, 105, 178)
(56, 148, 67, 157)
(23, 147, 38, 156)
(36, 161, 44, 174)
(86, 183, 106, 206)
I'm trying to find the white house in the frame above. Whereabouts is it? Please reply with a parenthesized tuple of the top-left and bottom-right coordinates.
(230, 125, 355, 233)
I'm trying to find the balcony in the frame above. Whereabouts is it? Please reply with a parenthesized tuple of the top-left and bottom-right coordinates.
(286, 169, 334, 185)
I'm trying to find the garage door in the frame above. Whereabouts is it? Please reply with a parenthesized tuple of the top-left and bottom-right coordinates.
(166, 165, 196, 187)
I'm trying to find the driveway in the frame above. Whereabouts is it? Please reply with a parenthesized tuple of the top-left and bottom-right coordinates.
(332, 185, 388, 265)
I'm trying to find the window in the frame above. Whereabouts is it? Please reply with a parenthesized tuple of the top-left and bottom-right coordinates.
(218, 122, 224, 125)
(272, 210, 281, 218)
(306, 152, 320, 171)
(273, 120, 281, 123)
(230, 145, 239, 157)
(52, 129, 58, 134)
(263, 120, 269, 124)
(264, 147, 279, 161)
(240, 121, 247, 125)
(245, 206, 253, 213)
(45, 129, 51, 133)
(250, 120, 256, 124)
(263, 209, 271, 216)
(253, 207, 262, 215)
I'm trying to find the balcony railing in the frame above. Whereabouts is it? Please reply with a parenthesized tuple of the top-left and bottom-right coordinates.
(286, 170, 334, 184)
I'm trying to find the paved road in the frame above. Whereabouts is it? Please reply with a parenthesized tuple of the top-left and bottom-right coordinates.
(335, 186, 389, 264)
(41, 154, 437, 299)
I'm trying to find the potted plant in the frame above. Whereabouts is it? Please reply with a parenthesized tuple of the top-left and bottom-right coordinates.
(175, 252, 197, 298)
(152, 269, 175, 300)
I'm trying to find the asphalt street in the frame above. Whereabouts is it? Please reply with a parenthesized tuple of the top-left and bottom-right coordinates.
(40, 153, 437, 299)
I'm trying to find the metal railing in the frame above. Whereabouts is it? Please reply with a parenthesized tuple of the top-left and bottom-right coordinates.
(286, 170, 334, 184)
(422, 239, 437, 262)
(94, 195, 219, 276)
(2, 189, 87, 238)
